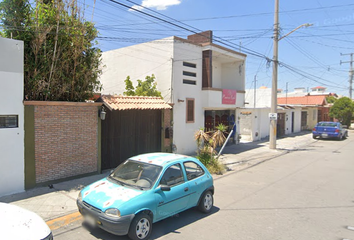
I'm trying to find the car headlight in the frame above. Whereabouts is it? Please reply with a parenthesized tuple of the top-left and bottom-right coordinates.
(77, 191, 83, 202)
(105, 208, 121, 218)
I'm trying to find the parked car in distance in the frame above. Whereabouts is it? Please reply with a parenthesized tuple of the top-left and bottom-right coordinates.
(0, 202, 53, 240)
(312, 121, 348, 140)
(77, 153, 214, 240)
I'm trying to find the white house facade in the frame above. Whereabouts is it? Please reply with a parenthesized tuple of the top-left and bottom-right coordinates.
(99, 31, 246, 154)
(240, 87, 302, 142)
(0, 37, 24, 197)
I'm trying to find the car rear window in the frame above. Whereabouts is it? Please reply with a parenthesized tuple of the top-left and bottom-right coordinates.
(318, 122, 337, 127)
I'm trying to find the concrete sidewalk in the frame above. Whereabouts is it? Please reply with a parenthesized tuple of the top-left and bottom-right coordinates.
(0, 131, 316, 229)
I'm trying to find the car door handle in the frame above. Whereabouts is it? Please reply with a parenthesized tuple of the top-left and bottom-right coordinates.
(184, 187, 189, 192)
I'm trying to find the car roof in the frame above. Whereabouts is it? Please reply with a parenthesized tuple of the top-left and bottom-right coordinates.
(129, 153, 193, 167)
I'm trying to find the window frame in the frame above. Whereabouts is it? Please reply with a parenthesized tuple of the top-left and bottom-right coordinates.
(183, 61, 197, 68)
(0, 115, 19, 129)
(159, 163, 185, 187)
(186, 98, 195, 123)
(183, 79, 196, 85)
(183, 71, 197, 77)
(183, 161, 205, 181)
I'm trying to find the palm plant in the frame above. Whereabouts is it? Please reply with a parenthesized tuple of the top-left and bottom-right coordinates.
(211, 124, 228, 150)
(194, 128, 210, 155)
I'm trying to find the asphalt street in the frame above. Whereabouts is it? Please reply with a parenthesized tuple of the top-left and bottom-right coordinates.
(53, 133, 354, 240)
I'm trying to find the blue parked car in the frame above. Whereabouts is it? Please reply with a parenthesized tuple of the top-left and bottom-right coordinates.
(312, 121, 348, 140)
(77, 153, 214, 240)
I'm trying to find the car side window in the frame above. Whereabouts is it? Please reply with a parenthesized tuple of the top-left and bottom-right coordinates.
(160, 164, 184, 187)
(184, 161, 204, 181)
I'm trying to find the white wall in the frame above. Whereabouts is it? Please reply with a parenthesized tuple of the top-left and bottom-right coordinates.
(171, 39, 203, 155)
(237, 107, 302, 142)
(0, 37, 24, 197)
(245, 88, 272, 108)
(100, 37, 175, 101)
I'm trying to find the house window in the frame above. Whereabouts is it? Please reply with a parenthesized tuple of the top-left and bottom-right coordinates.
(183, 79, 196, 85)
(0, 115, 18, 128)
(186, 98, 195, 123)
(183, 71, 196, 77)
(183, 62, 196, 68)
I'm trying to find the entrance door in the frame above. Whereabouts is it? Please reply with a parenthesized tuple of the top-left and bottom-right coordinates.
(277, 113, 286, 137)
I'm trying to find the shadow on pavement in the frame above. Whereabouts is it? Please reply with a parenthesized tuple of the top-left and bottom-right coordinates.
(82, 206, 220, 240)
(0, 171, 111, 203)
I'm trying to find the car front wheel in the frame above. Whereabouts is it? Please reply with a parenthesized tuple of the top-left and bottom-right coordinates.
(198, 191, 213, 213)
(128, 212, 152, 240)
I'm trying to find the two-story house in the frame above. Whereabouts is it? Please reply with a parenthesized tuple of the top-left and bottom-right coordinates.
(99, 31, 246, 154)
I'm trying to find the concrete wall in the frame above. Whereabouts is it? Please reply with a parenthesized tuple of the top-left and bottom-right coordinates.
(24, 102, 101, 186)
(100, 37, 174, 101)
(237, 107, 302, 142)
(303, 107, 318, 130)
(171, 40, 203, 154)
(0, 38, 25, 197)
(245, 88, 272, 108)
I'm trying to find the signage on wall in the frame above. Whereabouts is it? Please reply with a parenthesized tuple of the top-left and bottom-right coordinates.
(269, 113, 278, 120)
(222, 89, 236, 104)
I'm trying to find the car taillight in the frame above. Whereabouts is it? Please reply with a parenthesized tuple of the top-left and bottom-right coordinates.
(335, 129, 339, 133)
(313, 128, 316, 131)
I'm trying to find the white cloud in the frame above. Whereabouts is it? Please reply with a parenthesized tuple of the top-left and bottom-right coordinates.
(141, 0, 181, 10)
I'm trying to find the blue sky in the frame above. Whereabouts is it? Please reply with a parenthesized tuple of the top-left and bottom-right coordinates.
(82, 0, 354, 97)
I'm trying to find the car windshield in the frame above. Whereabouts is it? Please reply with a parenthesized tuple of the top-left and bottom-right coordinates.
(109, 160, 162, 190)
(318, 122, 337, 127)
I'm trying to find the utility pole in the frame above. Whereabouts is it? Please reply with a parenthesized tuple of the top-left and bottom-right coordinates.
(269, 0, 279, 149)
(269, 0, 312, 149)
(340, 53, 354, 99)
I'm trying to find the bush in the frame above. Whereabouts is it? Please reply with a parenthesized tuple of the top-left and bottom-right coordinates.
(196, 147, 225, 175)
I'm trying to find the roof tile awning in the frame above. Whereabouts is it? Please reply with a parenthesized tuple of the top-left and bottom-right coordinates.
(100, 95, 172, 111)
(278, 95, 327, 106)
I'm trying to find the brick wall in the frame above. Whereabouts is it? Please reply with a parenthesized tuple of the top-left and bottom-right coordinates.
(187, 30, 213, 44)
(33, 103, 100, 183)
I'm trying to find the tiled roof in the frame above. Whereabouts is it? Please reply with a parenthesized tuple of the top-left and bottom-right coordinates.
(278, 95, 327, 106)
(101, 95, 172, 111)
(311, 86, 326, 89)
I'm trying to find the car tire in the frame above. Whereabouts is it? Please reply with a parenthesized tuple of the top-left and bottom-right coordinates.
(338, 134, 343, 141)
(344, 132, 348, 139)
(128, 212, 152, 240)
(198, 191, 213, 213)
(312, 135, 317, 139)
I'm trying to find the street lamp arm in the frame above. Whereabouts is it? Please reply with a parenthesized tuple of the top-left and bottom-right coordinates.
(278, 23, 313, 41)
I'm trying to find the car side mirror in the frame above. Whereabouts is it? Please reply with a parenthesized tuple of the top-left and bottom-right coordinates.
(155, 185, 171, 192)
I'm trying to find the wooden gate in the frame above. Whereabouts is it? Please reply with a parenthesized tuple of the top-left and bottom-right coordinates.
(101, 109, 162, 170)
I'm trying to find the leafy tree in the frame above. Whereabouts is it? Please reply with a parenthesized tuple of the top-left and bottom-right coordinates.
(326, 96, 337, 104)
(123, 76, 135, 96)
(329, 97, 354, 127)
(0, 0, 102, 101)
(123, 74, 162, 97)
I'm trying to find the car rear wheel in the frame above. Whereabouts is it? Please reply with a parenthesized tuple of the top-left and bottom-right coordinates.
(338, 134, 343, 141)
(128, 212, 152, 240)
(312, 135, 317, 139)
(198, 191, 213, 213)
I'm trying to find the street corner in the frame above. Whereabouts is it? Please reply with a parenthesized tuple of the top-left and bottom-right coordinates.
(46, 211, 82, 231)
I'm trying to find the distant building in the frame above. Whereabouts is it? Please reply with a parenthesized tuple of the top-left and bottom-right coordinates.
(99, 31, 247, 154)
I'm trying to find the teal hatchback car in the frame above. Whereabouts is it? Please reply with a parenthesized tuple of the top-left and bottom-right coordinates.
(77, 153, 214, 240)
